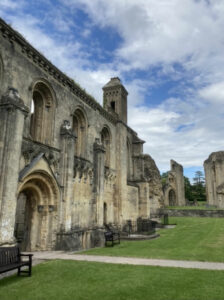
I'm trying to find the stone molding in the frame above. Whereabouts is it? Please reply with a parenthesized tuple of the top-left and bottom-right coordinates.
(0, 87, 29, 115)
(0, 18, 117, 124)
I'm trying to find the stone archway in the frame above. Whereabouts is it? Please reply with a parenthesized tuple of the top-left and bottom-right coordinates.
(168, 189, 176, 206)
(15, 171, 59, 251)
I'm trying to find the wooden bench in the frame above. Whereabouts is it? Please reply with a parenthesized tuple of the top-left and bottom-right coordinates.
(104, 224, 120, 247)
(0, 246, 33, 276)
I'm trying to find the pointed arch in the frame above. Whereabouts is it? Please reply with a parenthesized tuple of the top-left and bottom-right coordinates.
(73, 107, 88, 158)
(30, 80, 56, 145)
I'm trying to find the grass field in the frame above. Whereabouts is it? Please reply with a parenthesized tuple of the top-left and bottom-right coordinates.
(80, 217, 224, 262)
(1, 260, 224, 300)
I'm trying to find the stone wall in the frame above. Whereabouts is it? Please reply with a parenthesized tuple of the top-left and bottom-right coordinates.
(163, 209, 224, 218)
(164, 160, 185, 206)
(204, 152, 224, 209)
(0, 18, 163, 251)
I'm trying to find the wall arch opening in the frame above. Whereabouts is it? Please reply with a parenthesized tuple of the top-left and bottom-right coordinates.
(73, 108, 87, 158)
(30, 81, 55, 145)
(15, 172, 59, 251)
(101, 127, 111, 168)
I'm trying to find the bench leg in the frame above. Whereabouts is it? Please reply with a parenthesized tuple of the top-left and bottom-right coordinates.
(17, 267, 21, 276)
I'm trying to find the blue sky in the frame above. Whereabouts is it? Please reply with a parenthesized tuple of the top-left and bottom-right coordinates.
(1, 0, 224, 180)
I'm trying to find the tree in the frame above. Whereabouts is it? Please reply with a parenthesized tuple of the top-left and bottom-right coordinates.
(161, 172, 169, 187)
(184, 176, 194, 202)
(193, 171, 205, 186)
(192, 171, 206, 202)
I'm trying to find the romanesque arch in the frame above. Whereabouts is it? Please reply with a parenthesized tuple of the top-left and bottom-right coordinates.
(101, 126, 111, 168)
(73, 108, 87, 158)
(168, 189, 176, 206)
(15, 171, 59, 251)
(30, 80, 56, 145)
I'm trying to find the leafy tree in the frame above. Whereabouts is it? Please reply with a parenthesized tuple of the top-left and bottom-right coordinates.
(184, 176, 194, 202)
(192, 171, 206, 202)
(161, 172, 169, 187)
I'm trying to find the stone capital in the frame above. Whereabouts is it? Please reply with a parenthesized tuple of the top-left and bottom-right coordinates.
(60, 120, 76, 140)
(0, 87, 29, 115)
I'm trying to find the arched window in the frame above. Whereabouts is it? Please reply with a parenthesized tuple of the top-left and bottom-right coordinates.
(30, 81, 55, 145)
(101, 127, 111, 168)
(73, 109, 87, 158)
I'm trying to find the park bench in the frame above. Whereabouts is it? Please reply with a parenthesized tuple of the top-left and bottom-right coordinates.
(104, 224, 120, 247)
(0, 246, 33, 276)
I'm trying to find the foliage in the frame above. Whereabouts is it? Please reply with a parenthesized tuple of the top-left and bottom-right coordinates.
(161, 171, 169, 187)
(184, 176, 194, 201)
(1, 260, 224, 300)
(81, 217, 224, 262)
(185, 171, 206, 202)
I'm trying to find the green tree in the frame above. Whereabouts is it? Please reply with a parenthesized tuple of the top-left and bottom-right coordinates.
(161, 172, 169, 187)
(184, 176, 194, 202)
(192, 171, 206, 202)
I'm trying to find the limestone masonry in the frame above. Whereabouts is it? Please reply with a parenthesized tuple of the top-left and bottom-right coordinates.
(0, 18, 164, 251)
(164, 160, 185, 206)
(204, 152, 224, 209)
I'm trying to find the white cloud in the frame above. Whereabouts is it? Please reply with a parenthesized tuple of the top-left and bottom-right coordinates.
(1, 0, 224, 173)
(199, 82, 224, 103)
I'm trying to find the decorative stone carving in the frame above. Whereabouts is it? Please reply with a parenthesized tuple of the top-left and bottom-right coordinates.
(22, 138, 61, 175)
(73, 156, 93, 184)
(0, 87, 29, 115)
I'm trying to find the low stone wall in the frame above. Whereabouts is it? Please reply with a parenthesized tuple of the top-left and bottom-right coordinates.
(55, 227, 105, 251)
(163, 209, 224, 218)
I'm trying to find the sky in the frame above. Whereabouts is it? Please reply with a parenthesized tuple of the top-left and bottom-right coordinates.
(1, 0, 224, 179)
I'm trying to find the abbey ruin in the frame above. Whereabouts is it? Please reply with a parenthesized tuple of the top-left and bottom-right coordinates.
(164, 160, 185, 207)
(204, 152, 224, 209)
(0, 18, 164, 251)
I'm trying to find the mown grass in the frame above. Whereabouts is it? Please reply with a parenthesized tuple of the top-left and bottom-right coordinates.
(80, 217, 224, 262)
(1, 260, 224, 300)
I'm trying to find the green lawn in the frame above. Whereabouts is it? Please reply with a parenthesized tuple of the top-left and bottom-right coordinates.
(1, 260, 224, 300)
(80, 217, 224, 262)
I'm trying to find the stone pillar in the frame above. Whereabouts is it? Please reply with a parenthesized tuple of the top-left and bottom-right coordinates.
(60, 120, 76, 231)
(93, 139, 105, 226)
(0, 87, 29, 245)
(115, 121, 128, 224)
(138, 182, 150, 218)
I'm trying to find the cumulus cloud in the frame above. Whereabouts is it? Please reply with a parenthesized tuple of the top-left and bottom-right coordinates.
(1, 0, 224, 173)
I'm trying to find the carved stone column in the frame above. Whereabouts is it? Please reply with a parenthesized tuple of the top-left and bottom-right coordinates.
(60, 120, 76, 231)
(93, 139, 105, 226)
(0, 87, 29, 245)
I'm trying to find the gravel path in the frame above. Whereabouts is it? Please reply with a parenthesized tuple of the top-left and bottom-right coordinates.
(32, 251, 224, 270)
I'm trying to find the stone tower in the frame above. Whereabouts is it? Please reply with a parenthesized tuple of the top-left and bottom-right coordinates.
(103, 77, 128, 123)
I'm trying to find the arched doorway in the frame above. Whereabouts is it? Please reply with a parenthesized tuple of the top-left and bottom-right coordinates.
(169, 189, 176, 206)
(15, 172, 59, 251)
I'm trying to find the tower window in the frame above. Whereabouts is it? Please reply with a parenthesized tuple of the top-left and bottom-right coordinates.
(110, 101, 115, 111)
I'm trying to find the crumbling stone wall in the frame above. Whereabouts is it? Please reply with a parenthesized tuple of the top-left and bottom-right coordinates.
(0, 18, 163, 251)
(204, 151, 224, 209)
(164, 160, 185, 206)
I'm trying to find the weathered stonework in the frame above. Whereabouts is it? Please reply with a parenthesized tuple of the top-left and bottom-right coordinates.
(0, 18, 164, 251)
(204, 152, 224, 209)
(164, 160, 185, 206)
